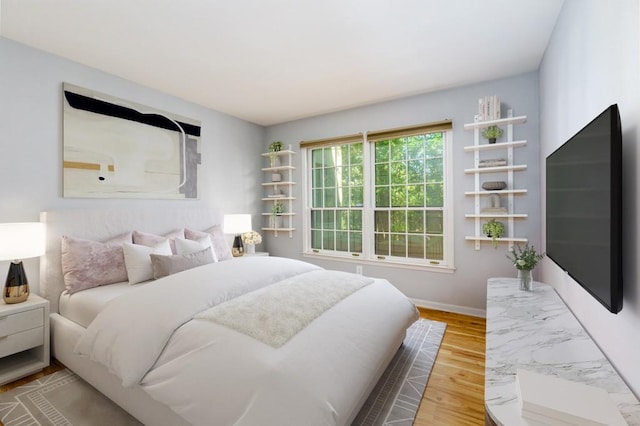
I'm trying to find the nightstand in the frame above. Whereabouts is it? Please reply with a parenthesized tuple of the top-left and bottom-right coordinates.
(245, 252, 269, 257)
(0, 294, 50, 385)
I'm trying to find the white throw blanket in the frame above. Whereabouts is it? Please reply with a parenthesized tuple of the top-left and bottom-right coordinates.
(196, 270, 373, 347)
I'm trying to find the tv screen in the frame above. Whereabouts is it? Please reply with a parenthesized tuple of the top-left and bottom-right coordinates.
(545, 104, 622, 314)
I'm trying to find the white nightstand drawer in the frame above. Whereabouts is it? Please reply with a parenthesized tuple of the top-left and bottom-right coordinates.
(0, 327, 44, 358)
(0, 308, 44, 336)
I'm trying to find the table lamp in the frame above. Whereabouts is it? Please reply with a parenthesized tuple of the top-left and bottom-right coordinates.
(0, 223, 46, 304)
(223, 214, 252, 257)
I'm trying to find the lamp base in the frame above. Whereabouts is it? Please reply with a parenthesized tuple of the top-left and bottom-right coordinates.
(232, 235, 244, 257)
(4, 261, 29, 304)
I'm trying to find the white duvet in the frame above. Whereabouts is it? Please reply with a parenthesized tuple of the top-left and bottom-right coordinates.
(75, 257, 418, 426)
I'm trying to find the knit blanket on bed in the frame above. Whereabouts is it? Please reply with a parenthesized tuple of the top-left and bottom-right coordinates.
(195, 270, 373, 347)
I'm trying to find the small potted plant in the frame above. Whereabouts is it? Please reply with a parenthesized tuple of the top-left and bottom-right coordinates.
(271, 201, 285, 228)
(482, 219, 504, 247)
(268, 141, 283, 153)
(481, 125, 503, 144)
(268, 141, 284, 167)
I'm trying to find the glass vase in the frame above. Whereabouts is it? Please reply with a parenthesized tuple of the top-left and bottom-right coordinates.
(519, 269, 533, 291)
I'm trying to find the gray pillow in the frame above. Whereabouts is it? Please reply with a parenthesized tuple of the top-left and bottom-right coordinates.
(150, 247, 215, 279)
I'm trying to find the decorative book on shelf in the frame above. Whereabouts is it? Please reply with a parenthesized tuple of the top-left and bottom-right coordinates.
(478, 95, 501, 121)
(516, 369, 626, 426)
(479, 158, 507, 168)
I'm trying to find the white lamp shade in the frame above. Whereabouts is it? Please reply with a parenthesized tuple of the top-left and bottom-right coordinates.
(223, 214, 252, 235)
(0, 222, 46, 261)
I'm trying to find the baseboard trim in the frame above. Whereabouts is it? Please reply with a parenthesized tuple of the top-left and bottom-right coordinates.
(411, 298, 486, 318)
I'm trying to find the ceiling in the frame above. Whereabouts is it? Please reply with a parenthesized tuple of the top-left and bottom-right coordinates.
(0, 0, 564, 126)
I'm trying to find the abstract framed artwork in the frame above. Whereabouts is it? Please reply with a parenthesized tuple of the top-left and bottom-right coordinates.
(62, 83, 202, 199)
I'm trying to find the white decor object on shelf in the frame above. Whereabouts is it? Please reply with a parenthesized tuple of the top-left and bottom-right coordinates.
(464, 108, 529, 249)
(478, 95, 502, 121)
(261, 145, 296, 237)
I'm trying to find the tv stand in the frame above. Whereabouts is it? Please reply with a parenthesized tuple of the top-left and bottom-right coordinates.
(485, 278, 640, 425)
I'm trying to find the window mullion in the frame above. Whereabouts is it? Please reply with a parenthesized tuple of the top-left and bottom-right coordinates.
(362, 133, 372, 260)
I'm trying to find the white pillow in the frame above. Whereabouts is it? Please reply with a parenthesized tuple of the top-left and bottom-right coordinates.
(123, 240, 172, 284)
(175, 236, 218, 262)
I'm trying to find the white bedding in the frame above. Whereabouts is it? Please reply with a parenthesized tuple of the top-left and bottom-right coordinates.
(59, 281, 135, 327)
(73, 256, 419, 425)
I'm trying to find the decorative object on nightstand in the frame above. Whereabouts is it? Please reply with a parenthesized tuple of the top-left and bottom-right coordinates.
(506, 243, 545, 291)
(0, 223, 45, 304)
(223, 214, 252, 257)
(241, 230, 262, 255)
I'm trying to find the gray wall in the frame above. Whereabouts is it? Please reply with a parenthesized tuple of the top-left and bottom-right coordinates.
(539, 0, 640, 395)
(265, 73, 541, 315)
(0, 35, 543, 316)
(0, 37, 265, 293)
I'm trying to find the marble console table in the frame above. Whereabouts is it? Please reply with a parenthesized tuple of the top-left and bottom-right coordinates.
(485, 278, 640, 425)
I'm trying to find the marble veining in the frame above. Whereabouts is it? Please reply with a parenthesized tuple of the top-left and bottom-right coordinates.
(485, 278, 640, 425)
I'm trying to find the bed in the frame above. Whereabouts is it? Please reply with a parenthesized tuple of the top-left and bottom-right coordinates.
(39, 207, 419, 426)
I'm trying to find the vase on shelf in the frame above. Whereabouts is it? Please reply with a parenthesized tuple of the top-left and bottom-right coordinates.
(518, 269, 533, 291)
(269, 215, 283, 229)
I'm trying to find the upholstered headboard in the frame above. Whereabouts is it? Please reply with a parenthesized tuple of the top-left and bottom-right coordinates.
(40, 207, 222, 313)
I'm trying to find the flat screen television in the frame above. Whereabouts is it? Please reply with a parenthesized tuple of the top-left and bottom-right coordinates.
(545, 104, 622, 314)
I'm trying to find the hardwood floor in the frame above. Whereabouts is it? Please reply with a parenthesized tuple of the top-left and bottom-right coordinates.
(0, 309, 486, 426)
(415, 308, 487, 426)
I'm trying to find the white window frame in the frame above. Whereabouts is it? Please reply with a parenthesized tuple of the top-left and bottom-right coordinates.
(301, 128, 454, 273)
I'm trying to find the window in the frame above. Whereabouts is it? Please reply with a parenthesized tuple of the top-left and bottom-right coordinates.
(302, 121, 453, 270)
(310, 141, 364, 253)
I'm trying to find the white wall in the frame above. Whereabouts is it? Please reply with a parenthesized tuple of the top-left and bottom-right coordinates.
(539, 0, 640, 395)
(265, 73, 541, 316)
(0, 37, 265, 293)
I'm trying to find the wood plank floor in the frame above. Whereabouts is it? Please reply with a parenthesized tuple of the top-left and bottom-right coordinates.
(416, 308, 486, 426)
(1, 309, 486, 426)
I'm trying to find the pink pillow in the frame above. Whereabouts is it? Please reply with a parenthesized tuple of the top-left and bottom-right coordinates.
(61, 233, 132, 294)
(185, 225, 232, 261)
(132, 229, 185, 255)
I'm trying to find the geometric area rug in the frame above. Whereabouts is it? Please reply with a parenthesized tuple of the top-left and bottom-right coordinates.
(0, 318, 445, 426)
(0, 369, 140, 426)
(352, 318, 447, 426)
